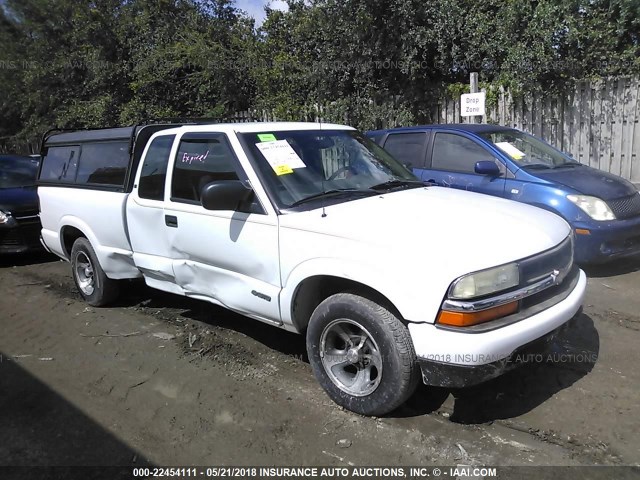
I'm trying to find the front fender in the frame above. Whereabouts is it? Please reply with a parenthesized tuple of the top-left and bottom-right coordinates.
(280, 257, 435, 329)
(513, 184, 586, 224)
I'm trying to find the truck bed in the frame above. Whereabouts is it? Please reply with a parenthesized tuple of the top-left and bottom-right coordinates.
(38, 187, 141, 279)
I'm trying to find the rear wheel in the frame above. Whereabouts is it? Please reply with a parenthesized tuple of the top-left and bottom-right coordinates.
(306, 293, 419, 416)
(70, 237, 119, 306)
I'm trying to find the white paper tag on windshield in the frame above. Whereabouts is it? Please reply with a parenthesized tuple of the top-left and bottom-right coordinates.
(495, 142, 525, 160)
(256, 140, 306, 175)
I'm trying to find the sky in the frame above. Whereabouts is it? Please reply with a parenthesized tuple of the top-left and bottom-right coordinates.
(0, 1, 289, 27)
(234, 0, 289, 25)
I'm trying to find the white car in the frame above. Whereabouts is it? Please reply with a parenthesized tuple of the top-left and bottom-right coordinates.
(37, 122, 586, 415)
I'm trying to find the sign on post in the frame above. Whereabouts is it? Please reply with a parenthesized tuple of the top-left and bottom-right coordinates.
(461, 92, 486, 117)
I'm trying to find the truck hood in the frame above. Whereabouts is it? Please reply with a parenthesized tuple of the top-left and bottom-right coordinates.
(279, 186, 570, 274)
(533, 165, 637, 200)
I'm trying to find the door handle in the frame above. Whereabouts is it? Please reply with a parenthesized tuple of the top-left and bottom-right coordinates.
(165, 215, 178, 228)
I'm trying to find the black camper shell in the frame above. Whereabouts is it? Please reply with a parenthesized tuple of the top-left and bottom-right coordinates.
(39, 124, 180, 193)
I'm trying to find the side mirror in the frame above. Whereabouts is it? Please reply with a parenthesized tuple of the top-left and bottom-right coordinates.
(474, 160, 501, 177)
(201, 180, 252, 211)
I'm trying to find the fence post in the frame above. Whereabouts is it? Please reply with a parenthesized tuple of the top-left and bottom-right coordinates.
(470, 72, 480, 124)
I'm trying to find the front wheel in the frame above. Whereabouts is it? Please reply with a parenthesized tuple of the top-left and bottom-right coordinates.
(306, 293, 420, 416)
(70, 237, 119, 306)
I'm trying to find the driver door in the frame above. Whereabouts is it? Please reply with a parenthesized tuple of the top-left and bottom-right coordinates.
(163, 131, 282, 324)
(423, 131, 507, 197)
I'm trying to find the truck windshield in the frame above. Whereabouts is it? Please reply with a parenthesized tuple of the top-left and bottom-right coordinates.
(240, 129, 420, 208)
(480, 130, 579, 169)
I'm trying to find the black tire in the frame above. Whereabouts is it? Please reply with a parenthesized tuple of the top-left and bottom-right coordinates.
(306, 293, 420, 416)
(70, 237, 119, 306)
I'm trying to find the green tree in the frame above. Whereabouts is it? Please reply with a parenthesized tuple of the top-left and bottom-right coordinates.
(1, 0, 639, 150)
(0, 0, 258, 149)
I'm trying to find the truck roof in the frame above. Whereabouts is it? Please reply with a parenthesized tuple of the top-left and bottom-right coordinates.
(145, 122, 355, 136)
(44, 122, 355, 146)
(45, 127, 137, 146)
(39, 121, 358, 194)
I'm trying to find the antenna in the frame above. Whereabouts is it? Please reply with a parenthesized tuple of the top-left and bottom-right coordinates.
(321, 160, 327, 218)
(318, 104, 327, 218)
(321, 186, 327, 218)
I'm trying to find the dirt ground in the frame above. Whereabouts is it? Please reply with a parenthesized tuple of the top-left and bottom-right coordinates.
(1, 252, 639, 471)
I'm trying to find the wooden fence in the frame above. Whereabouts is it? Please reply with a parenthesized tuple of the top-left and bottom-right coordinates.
(237, 77, 640, 183)
(437, 77, 640, 183)
(4, 77, 639, 183)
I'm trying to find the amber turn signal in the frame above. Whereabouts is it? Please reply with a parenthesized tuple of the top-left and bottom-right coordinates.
(575, 228, 591, 235)
(437, 301, 519, 327)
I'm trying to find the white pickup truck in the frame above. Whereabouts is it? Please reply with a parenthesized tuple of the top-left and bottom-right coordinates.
(38, 121, 586, 415)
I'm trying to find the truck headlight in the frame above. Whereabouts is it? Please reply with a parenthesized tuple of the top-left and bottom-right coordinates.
(0, 210, 10, 225)
(449, 263, 519, 300)
(567, 195, 616, 221)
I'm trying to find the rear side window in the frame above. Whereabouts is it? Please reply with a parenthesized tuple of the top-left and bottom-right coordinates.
(171, 133, 239, 204)
(138, 135, 175, 201)
(76, 141, 129, 186)
(367, 133, 384, 145)
(40, 146, 80, 183)
(431, 133, 495, 173)
(383, 132, 428, 167)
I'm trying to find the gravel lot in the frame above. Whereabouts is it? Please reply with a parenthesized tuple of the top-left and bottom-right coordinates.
(1, 252, 639, 470)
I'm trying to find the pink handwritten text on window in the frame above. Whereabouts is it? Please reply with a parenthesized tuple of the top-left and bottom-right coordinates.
(182, 150, 210, 164)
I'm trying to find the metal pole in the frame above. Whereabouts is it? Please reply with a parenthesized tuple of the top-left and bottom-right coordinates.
(470, 72, 480, 124)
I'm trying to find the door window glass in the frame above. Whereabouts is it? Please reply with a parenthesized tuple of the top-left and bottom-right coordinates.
(383, 133, 428, 167)
(432, 133, 495, 173)
(138, 135, 175, 200)
(171, 133, 239, 204)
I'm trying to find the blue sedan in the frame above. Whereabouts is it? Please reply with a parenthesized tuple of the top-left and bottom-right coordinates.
(367, 124, 640, 264)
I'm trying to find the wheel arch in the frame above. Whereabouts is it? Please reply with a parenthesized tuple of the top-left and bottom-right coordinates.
(60, 225, 88, 259)
(57, 216, 102, 260)
(289, 274, 404, 334)
(57, 216, 139, 280)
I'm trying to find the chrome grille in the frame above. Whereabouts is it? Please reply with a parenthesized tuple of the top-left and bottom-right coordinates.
(608, 193, 640, 220)
(13, 211, 40, 229)
(519, 236, 574, 286)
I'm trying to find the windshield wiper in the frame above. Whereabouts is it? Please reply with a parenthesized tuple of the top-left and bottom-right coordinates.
(521, 163, 553, 170)
(554, 162, 581, 168)
(288, 188, 376, 208)
(369, 179, 425, 191)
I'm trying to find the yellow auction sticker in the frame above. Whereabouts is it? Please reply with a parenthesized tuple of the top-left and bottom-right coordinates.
(495, 141, 525, 160)
(255, 139, 306, 176)
(275, 164, 294, 175)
